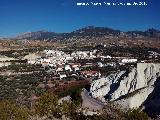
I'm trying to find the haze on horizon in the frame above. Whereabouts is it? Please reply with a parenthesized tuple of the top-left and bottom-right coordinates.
(0, 0, 160, 37)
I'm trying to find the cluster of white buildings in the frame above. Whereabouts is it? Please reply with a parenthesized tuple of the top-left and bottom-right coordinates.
(22, 49, 140, 80)
(26, 50, 98, 67)
(25, 49, 139, 69)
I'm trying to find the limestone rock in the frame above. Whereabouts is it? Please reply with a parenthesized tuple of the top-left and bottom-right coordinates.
(90, 63, 160, 109)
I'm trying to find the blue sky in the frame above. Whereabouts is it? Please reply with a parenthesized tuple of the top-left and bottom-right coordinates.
(0, 0, 160, 37)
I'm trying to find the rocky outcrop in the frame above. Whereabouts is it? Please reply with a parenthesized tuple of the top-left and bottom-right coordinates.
(90, 63, 160, 110)
(143, 76, 160, 116)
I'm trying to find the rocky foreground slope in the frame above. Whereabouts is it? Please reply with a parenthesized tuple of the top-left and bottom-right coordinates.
(90, 63, 160, 115)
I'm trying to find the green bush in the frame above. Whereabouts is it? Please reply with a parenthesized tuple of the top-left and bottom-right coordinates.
(34, 92, 61, 118)
(0, 100, 29, 120)
(125, 109, 149, 120)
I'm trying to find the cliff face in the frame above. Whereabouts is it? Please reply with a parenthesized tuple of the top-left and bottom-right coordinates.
(90, 63, 160, 110)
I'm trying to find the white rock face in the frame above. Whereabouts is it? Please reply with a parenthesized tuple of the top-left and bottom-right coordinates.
(91, 71, 126, 102)
(117, 86, 154, 109)
(90, 63, 160, 108)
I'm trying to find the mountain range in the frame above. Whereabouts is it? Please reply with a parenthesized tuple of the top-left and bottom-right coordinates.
(15, 26, 160, 40)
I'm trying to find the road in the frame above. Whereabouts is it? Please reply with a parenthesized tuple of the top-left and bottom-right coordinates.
(81, 88, 104, 111)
